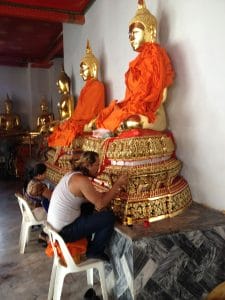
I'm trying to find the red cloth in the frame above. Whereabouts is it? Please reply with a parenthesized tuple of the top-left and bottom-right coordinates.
(48, 79, 105, 147)
(117, 128, 166, 138)
(96, 43, 174, 131)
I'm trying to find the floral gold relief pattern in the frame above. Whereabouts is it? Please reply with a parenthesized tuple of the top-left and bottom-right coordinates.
(45, 130, 192, 223)
(81, 131, 192, 223)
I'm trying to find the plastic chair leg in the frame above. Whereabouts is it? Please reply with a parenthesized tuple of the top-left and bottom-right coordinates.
(19, 229, 24, 254)
(19, 222, 27, 254)
(26, 225, 32, 243)
(53, 267, 67, 300)
(98, 265, 108, 300)
(87, 268, 94, 286)
(22, 223, 30, 254)
(24, 223, 30, 241)
(19, 221, 24, 250)
(48, 260, 57, 300)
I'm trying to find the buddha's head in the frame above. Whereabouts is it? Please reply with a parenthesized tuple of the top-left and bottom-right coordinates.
(129, 0, 157, 51)
(80, 40, 99, 81)
(4, 95, 13, 114)
(40, 97, 49, 113)
(56, 66, 71, 95)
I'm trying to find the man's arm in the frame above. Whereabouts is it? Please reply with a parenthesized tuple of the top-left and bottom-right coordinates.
(69, 173, 127, 210)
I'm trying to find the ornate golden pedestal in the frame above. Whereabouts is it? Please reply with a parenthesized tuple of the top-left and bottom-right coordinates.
(45, 135, 87, 184)
(82, 129, 192, 224)
(46, 129, 192, 224)
(45, 148, 73, 184)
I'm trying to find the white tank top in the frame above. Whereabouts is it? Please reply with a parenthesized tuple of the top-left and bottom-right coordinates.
(47, 171, 87, 231)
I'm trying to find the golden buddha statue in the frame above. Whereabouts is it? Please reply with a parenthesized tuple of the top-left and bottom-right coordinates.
(48, 40, 105, 149)
(89, 0, 174, 133)
(126, 0, 170, 131)
(36, 97, 54, 133)
(79, 0, 192, 226)
(80, 40, 99, 80)
(0, 95, 22, 131)
(56, 66, 74, 121)
(45, 1, 192, 225)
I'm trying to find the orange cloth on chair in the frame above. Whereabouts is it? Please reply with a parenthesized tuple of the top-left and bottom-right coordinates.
(48, 78, 105, 147)
(45, 239, 88, 264)
(96, 42, 174, 131)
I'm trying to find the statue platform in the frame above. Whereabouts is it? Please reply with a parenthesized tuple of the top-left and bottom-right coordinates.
(45, 129, 192, 224)
(105, 202, 225, 299)
(44, 131, 224, 299)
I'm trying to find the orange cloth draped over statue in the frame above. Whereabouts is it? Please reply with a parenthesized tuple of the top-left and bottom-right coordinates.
(48, 79, 105, 147)
(96, 43, 174, 131)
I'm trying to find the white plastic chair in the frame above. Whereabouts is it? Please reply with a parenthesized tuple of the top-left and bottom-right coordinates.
(15, 192, 46, 254)
(45, 223, 108, 300)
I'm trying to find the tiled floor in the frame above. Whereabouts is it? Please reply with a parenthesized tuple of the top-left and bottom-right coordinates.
(0, 179, 102, 300)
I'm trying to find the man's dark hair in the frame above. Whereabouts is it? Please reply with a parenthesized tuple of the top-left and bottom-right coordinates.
(71, 151, 99, 176)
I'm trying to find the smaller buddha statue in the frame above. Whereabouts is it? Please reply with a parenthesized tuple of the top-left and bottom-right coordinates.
(0, 95, 22, 131)
(36, 97, 54, 133)
(48, 40, 105, 148)
(56, 66, 74, 121)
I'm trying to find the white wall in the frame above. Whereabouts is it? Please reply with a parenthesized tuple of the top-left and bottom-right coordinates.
(63, 0, 138, 101)
(0, 59, 62, 130)
(63, 0, 225, 211)
(161, 0, 225, 210)
(48, 58, 65, 120)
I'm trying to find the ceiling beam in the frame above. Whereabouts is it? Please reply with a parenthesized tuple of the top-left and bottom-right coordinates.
(31, 33, 63, 68)
(0, 56, 27, 67)
(0, 2, 85, 24)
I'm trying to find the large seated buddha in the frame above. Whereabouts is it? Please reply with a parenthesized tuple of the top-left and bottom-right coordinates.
(46, 0, 192, 224)
(85, 0, 173, 133)
(82, 0, 191, 223)
(45, 41, 105, 173)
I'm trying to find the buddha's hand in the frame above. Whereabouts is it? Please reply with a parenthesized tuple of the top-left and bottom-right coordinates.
(84, 118, 97, 132)
(162, 88, 168, 103)
(117, 115, 142, 133)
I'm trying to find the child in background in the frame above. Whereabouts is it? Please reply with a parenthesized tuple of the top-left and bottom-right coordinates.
(23, 163, 53, 245)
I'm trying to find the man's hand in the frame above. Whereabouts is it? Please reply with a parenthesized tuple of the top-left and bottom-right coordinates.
(114, 174, 128, 192)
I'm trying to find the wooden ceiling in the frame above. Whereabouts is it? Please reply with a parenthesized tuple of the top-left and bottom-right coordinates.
(0, 0, 95, 68)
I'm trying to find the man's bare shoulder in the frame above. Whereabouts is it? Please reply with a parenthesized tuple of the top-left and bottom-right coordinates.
(69, 173, 90, 184)
(68, 172, 93, 196)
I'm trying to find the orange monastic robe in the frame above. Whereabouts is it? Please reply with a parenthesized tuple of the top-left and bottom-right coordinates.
(48, 78, 105, 147)
(96, 42, 174, 131)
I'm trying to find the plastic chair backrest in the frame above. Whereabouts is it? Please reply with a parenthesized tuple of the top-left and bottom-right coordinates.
(15, 192, 37, 222)
(47, 224, 80, 270)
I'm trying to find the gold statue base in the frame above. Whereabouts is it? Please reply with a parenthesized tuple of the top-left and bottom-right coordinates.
(82, 129, 192, 224)
(93, 176, 192, 224)
(46, 161, 71, 184)
(45, 129, 192, 224)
